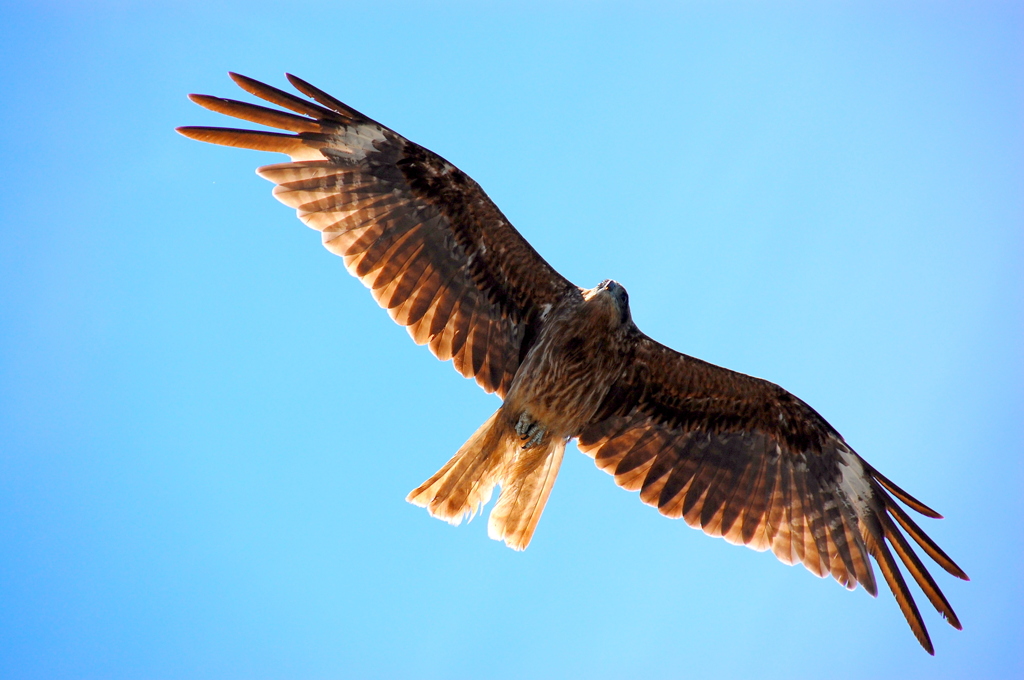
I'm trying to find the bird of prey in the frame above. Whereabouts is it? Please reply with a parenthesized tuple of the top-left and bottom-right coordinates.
(178, 73, 967, 653)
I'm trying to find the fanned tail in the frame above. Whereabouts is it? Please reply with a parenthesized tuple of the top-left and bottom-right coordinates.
(407, 409, 566, 550)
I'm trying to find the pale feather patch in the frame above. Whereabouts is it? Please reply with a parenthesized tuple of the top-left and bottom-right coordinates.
(286, 148, 329, 162)
(836, 443, 874, 519)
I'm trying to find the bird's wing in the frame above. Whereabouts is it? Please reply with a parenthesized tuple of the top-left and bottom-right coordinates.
(577, 330, 968, 654)
(178, 74, 577, 397)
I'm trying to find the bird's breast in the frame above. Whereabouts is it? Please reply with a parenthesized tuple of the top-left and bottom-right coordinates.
(503, 310, 626, 436)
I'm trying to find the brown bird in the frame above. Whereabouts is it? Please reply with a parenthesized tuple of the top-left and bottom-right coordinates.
(178, 73, 967, 653)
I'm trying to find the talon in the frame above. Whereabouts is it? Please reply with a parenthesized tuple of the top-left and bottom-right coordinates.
(515, 413, 532, 438)
(515, 412, 546, 449)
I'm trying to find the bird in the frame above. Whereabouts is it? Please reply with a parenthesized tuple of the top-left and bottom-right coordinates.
(178, 73, 967, 653)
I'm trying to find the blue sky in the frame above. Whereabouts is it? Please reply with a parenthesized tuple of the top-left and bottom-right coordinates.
(1, 2, 1021, 678)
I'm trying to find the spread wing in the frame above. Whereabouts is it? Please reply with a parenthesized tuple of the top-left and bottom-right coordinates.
(577, 331, 968, 654)
(178, 73, 577, 397)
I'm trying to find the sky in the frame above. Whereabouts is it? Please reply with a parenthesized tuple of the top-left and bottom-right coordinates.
(1, 2, 1021, 678)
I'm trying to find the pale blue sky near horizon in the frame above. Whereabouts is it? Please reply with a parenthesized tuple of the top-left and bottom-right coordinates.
(1, 2, 1021, 679)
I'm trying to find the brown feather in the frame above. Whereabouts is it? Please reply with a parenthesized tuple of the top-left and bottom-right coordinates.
(843, 508, 878, 596)
(614, 428, 664, 477)
(747, 454, 783, 552)
(637, 457, 672, 510)
(864, 519, 935, 654)
(449, 302, 476, 374)
(405, 270, 458, 341)
(657, 437, 702, 514)
(428, 280, 461, 340)
(365, 226, 426, 291)
(738, 454, 774, 549)
(353, 216, 419, 276)
(615, 430, 666, 492)
(879, 513, 962, 629)
(188, 95, 323, 133)
(881, 491, 968, 580)
(819, 493, 858, 589)
(588, 423, 642, 475)
(714, 446, 762, 543)
(286, 73, 373, 123)
(176, 126, 310, 157)
(640, 436, 686, 507)
(488, 439, 566, 551)
(256, 159, 341, 185)
(230, 72, 342, 121)
(696, 444, 744, 534)
(681, 451, 722, 525)
(467, 314, 490, 379)
(871, 467, 943, 518)
(427, 291, 462, 361)
(380, 248, 432, 310)
(393, 266, 443, 328)
(769, 462, 797, 565)
(485, 325, 507, 395)
(293, 188, 388, 217)
(793, 465, 830, 578)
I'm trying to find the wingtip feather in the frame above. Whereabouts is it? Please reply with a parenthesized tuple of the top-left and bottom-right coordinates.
(285, 73, 382, 127)
(868, 529, 935, 654)
(871, 466, 943, 519)
(880, 513, 963, 630)
(882, 492, 969, 581)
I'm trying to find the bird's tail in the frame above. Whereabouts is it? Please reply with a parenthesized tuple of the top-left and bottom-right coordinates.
(407, 410, 510, 527)
(406, 409, 565, 550)
(487, 437, 566, 551)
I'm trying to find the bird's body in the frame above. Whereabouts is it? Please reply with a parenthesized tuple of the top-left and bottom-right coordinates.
(505, 282, 629, 440)
(179, 73, 967, 653)
(408, 280, 633, 549)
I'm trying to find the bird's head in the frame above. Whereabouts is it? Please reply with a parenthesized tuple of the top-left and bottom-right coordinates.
(583, 279, 632, 327)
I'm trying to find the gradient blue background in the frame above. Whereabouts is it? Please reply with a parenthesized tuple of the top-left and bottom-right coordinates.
(2, 2, 1021, 678)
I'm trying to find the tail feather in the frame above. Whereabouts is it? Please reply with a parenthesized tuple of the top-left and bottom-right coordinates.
(406, 411, 509, 525)
(488, 439, 567, 551)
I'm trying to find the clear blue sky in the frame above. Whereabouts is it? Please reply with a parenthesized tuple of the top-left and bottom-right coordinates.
(2, 2, 1021, 678)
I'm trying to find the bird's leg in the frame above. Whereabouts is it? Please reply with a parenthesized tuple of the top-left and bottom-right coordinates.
(515, 412, 546, 449)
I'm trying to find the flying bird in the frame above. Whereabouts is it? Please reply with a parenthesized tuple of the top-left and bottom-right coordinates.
(178, 73, 967, 653)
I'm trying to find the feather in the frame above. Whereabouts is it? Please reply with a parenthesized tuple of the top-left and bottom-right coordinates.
(880, 513, 962, 629)
(176, 126, 313, 158)
(230, 72, 342, 120)
(188, 94, 323, 133)
(864, 518, 934, 654)
(882, 493, 968, 580)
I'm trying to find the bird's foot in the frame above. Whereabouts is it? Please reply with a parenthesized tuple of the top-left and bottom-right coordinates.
(515, 412, 546, 449)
